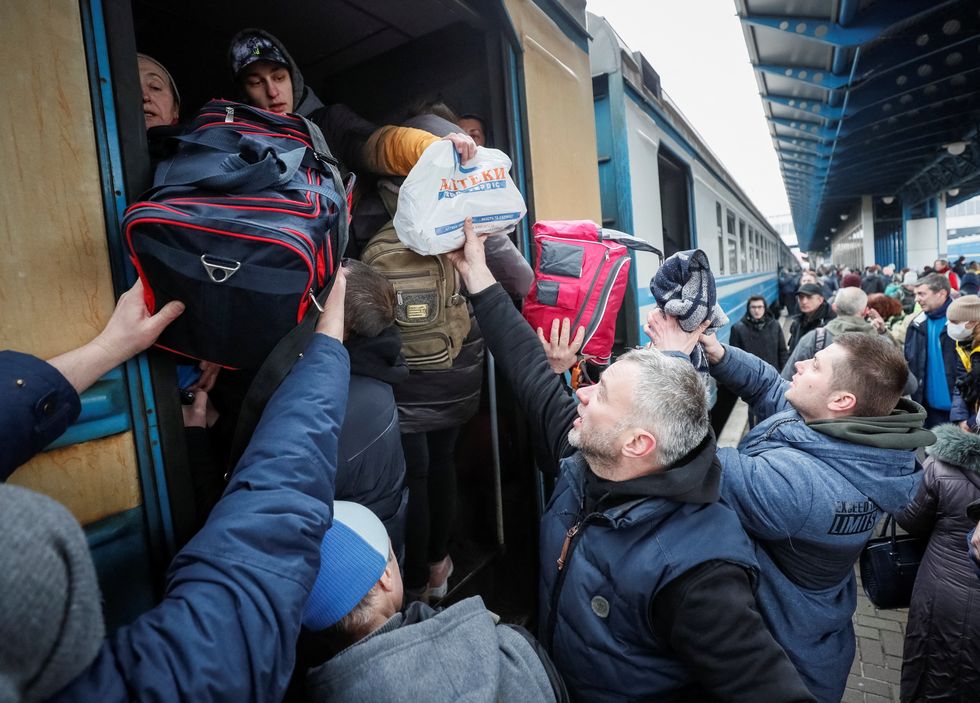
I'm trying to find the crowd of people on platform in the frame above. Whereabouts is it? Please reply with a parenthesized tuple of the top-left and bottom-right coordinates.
(4, 27, 980, 703)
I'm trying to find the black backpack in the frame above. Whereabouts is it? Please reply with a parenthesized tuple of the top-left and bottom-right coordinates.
(124, 100, 349, 370)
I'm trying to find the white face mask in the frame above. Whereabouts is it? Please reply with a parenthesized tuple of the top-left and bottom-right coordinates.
(947, 322, 973, 341)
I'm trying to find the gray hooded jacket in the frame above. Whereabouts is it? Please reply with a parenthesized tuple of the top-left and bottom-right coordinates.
(305, 597, 559, 702)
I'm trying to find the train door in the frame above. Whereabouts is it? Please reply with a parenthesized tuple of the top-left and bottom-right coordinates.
(115, 0, 598, 621)
(657, 147, 693, 257)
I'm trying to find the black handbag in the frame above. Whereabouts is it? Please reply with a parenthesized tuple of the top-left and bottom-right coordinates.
(859, 514, 927, 609)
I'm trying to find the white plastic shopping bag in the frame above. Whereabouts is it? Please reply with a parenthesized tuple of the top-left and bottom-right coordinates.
(393, 141, 527, 255)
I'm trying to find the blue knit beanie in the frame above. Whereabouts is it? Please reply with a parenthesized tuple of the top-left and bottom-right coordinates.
(303, 501, 390, 631)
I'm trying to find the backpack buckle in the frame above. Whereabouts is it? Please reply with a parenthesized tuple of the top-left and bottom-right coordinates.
(201, 254, 241, 283)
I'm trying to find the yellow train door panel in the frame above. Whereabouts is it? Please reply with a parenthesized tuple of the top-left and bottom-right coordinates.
(0, 1, 142, 525)
(503, 0, 602, 222)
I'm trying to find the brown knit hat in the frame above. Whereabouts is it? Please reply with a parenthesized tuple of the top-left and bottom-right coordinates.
(948, 295, 980, 323)
(841, 273, 862, 288)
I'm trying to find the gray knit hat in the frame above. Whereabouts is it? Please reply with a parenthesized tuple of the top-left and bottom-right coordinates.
(0, 485, 104, 702)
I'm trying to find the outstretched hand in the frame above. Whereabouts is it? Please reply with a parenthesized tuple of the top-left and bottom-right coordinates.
(446, 218, 496, 294)
(49, 279, 184, 394)
(93, 279, 185, 363)
(644, 308, 711, 356)
(441, 132, 478, 163)
(538, 318, 586, 374)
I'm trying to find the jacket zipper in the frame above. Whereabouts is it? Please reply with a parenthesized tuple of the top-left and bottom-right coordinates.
(546, 510, 604, 653)
(570, 248, 611, 333)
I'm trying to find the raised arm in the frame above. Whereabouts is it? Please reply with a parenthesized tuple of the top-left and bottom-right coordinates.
(2, 279, 183, 481)
(712, 344, 793, 419)
(449, 220, 578, 472)
(54, 272, 351, 702)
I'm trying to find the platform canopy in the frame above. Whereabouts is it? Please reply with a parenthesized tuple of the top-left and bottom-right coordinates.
(736, 0, 980, 252)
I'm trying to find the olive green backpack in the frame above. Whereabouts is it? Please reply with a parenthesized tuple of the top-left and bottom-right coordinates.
(361, 187, 471, 369)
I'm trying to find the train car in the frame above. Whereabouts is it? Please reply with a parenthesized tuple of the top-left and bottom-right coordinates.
(587, 13, 795, 347)
(948, 230, 980, 263)
(1, 0, 600, 626)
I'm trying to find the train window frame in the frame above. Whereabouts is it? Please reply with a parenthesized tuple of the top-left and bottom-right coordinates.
(738, 218, 747, 273)
(726, 209, 737, 274)
(716, 201, 724, 274)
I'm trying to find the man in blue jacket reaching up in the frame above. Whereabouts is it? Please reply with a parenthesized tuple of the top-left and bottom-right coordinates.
(649, 311, 935, 703)
(0, 269, 350, 703)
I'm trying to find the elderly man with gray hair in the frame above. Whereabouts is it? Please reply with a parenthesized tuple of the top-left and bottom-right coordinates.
(780, 286, 896, 380)
(447, 221, 812, 702)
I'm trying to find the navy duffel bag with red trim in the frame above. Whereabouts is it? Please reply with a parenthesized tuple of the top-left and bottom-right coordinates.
(124, 99, 349, 369)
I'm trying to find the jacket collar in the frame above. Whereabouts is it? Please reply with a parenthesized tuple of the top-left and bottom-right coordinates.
(926, 297, 952, 320)
(561, 432, 721, 520)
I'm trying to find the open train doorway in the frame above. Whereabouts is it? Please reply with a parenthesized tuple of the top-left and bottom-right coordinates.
(104, 0, 563, 627)
(657, 147, 692, 257)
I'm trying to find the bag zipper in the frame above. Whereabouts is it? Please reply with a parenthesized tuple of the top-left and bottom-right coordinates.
(581, 255, 628, 350)
(570, 247, 611, 332)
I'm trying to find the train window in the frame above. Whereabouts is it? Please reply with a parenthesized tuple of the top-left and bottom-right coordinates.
(739, 219, 747, 273)
(716, 202, 724, 274)
(748, 228, 755, 272)
(726, 209, 737, 273)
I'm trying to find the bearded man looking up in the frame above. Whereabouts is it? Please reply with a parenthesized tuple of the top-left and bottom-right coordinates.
(446, 220, 813, 703)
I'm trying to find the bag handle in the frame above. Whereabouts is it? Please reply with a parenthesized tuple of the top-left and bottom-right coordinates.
(152, 140, 307, 195)
(878, 513, 897, 549)
(599, 228, 664, 259)
(297, 114, 349, 263)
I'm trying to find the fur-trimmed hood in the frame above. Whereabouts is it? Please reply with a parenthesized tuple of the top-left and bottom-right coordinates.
(927, 423, 980, 473)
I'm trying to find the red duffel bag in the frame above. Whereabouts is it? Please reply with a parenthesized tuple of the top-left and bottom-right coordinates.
(522, 221, 662, 365)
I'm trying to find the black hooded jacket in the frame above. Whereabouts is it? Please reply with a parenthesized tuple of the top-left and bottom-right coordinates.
(339, 327, 410, 554)
(729, 304, 789, 371)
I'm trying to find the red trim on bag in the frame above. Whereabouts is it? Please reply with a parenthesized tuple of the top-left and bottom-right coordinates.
(125, 217, 315, 325)
(130, 256, 156, 313)
(164, 170, 326, 216)
(152, 341, 240, 371)
(195, 122, 312, 148)
(195, 111, 312, 141)
(128, 202, 193, 218)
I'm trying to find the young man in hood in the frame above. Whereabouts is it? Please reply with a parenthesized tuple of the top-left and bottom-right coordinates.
(649, 313, 935, 703)
(729, 295, 788, 371)
(227, 29, 475, 179)
(446, 222, 813, 702)
(298, 501, 568, 703)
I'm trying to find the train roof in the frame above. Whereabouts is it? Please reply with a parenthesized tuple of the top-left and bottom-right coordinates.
(736, 0, 980, 252)
(587, 12, 781, 241)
